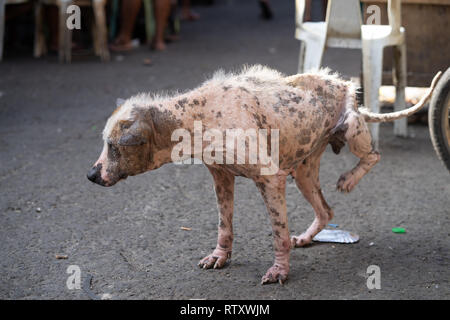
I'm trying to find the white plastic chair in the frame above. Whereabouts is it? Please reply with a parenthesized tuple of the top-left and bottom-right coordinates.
(0, 0, 29, 61)
(34, 0, 110, 63)
(295, 0, 407, 148)
(362, 0, 407, 147)
(295, 0, 362, 73)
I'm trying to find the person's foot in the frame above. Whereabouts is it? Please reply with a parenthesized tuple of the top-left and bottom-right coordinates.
(110, 36, 136, 52)
(151, 41, 166, 51)
(165, 34, 180, 43)
(181, 10, 200, 21)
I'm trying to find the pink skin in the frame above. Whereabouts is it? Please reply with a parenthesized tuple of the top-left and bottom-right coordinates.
(94, 144, 113, 185)
(93, 69, 383, 285)
(198, 167, 234, 269)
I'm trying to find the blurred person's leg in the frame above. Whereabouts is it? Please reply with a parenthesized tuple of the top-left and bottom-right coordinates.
(166, 0, 180, 42)
(259, 0, 273, 20)
(181, 0, 200, 21)
(152, 0, 170, 51)
(46, 5, 59, 51)
(111, 0, 142, 51)
(304, 0, 311, 21)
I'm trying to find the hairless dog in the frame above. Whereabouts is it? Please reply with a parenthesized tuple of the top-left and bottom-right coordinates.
(88, 66, 441, 284)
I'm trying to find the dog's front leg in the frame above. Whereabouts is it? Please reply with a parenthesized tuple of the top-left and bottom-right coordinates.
(255, 174, 290, 285)
(198, 167, 235, 269)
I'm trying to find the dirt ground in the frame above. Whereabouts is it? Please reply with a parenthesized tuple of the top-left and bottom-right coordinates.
(0, 0, 448, 300)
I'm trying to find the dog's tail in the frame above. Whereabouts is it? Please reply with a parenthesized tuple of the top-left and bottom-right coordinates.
(358, 71, 442, 123)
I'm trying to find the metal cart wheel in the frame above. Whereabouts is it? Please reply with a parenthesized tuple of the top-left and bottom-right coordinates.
(429, 67, 450, 172)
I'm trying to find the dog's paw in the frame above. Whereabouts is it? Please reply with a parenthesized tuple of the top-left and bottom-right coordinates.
(198, 249, 231, 269)
(291, 234, 313, 248)
(261, 264, 289, 285)
(336, 171, 358, 193)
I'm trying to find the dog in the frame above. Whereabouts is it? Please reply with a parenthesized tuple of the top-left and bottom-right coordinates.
(88, 65, 441, 285)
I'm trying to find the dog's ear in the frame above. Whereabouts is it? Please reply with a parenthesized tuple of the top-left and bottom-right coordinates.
(118, 121, 148, 146)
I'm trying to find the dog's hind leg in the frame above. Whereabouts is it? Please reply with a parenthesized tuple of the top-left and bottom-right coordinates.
(198, 167, 235, 269)
(336, 111, 380, 193)
(291, 142, 332, 248)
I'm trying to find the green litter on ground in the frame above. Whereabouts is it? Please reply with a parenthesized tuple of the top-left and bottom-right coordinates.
(392, 227, 406, 233)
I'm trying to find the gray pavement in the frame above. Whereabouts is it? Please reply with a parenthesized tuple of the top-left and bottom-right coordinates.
(0, 0, 448, 299)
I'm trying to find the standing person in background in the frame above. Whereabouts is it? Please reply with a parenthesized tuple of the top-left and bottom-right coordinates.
(110, 0, 171, 52)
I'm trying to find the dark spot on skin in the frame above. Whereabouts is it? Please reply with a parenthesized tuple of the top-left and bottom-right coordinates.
(299, 135, 311, 145)
(216, 111, 222, 118)
(201, 98, 207, 106)
(178, 98, 189, 108)
(269, 207, 280, 217)
(252, 113, 263, 128)
(223, 86, 231, 91)
(247, 76, 264, 86)
(295, 150, 304, 158)
(261, 114, 267, 124)
(291, 96, 302, 104)
(193, 113, 205, 120)
(309, 97, 318, 106)
(256, 182, 266, 194)
(274, 221, 286, 228)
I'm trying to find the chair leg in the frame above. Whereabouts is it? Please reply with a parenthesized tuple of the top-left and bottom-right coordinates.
(297, 41, 305, 74)
(93, 0, 110, 62)
(362, 41, 384, 150)
(393, 41, 408, 137)
(58, 1, 70, 63)
(303, 37, 326, 73)
(34, 1, 47, 58)
(0, 0, 5, 61)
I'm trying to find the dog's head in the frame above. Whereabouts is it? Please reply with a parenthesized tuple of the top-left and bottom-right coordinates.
(87, 99, 155, 186)
(88, 98, 182, 187)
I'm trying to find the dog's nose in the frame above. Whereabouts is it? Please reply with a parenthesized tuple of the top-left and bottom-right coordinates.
(87, 164, 102, 184)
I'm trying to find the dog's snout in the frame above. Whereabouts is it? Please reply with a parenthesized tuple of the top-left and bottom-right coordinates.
(87, 164, 104, 185)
